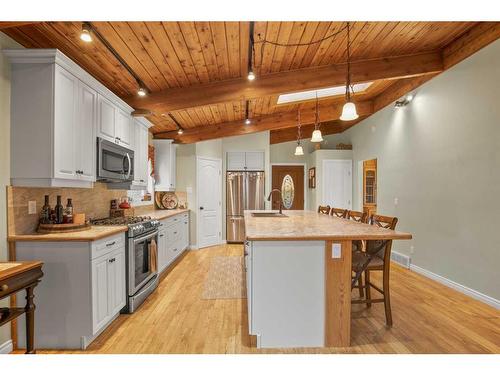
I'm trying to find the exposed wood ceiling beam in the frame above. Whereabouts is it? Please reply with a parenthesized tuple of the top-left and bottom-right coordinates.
(269, 23, 500, 145)
(154, 100, 374, 144)
(0, 22, 36, 30)
(125, 51, 443, 114)
(443, 22, 500, 69)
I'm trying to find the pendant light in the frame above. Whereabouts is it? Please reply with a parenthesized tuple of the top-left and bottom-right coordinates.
(294, 109, 304, 156)
(311, 93, 323, 143)
(340, 22, 359, 121)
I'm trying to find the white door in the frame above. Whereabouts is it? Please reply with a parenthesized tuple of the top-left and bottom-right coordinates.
(77, 82, 97, 181)
(197, 157, 222, 249)
(322, 160, 352, 210)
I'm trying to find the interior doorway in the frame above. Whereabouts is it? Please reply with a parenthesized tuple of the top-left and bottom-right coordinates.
(271, 165, 305, 210)
(196, 156, 222, 249)
(363, 159, 377, 217)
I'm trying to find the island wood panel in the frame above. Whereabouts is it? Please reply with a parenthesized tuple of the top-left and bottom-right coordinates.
(325, 240, 352, 347)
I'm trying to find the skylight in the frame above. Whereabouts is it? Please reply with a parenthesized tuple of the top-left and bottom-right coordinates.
(276, 82, 373, 105)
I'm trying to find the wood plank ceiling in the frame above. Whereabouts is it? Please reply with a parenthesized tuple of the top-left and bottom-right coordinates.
(2, 21, 499, 144)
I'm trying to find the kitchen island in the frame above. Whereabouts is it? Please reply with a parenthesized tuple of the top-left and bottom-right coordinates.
(244, 210, 412, 348)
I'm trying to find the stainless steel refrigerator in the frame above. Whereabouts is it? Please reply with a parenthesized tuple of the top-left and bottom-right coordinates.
(226, 171, 265, 243)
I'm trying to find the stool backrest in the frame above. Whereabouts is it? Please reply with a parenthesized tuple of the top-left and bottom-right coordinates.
(317, 205, 331, 215)
(330, 207, 348, 218)
(347, 210, 368, 223)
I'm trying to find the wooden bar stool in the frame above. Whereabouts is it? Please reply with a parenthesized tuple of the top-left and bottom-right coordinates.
(346, 210, 368, 297)
(317, 205, 331, 215)
(330, 207, 348, 218)
(351, 214, 398, 326)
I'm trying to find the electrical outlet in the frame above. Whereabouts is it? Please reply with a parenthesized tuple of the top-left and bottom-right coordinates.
(28, 200, 37, 215)
(394, 197, 399, 206)
(331, 243, 342, 259)
(410, 245, 415, 254)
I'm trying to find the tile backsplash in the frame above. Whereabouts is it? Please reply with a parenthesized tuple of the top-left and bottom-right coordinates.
(7, 183, 151, 235)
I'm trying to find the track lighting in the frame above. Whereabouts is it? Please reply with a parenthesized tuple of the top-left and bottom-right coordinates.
(137, 87, 147, 97)
(245, 118, 251, 125)
(177, 128, 184, 135)
(395, 94, 415, 107)
(247, 71, 256, 81)
(80, 23, 92, 43)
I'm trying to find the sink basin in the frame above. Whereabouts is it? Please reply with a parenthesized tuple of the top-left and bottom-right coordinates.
(251, 212, 288, 218)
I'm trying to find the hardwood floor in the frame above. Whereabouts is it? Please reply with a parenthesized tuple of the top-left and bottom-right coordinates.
(22, 244, 500, 354)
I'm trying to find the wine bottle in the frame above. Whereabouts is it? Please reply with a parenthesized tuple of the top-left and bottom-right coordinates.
(55, 195, 64, 224)
(40, 195, 51, 224)
(65, 198, 74, 224)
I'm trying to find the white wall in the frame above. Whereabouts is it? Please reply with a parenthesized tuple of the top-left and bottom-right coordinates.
(344, 39, 500, 301)
(0, 32, 22, 351)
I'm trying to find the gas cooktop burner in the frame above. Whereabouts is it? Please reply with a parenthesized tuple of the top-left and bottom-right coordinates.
(91, 216, 152, 226)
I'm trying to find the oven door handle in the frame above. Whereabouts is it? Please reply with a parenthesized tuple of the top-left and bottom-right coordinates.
(132, 230, 159, 245)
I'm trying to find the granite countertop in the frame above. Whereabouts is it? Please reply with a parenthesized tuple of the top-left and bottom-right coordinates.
(8, 209, 190, 242)
(244, 210, 412, 241)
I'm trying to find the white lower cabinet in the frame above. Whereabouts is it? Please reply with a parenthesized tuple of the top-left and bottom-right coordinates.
(15, 233, 126, 349)
(158, 212, 190, 273)
(91, 245, 126, 334)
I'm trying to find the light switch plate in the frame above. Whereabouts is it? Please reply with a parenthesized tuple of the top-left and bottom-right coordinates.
(331, 243, 342, 259)
(28, 200, 37, 215)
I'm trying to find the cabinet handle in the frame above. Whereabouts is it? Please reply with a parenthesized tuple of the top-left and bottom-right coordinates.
(0, 284, 8, 292)
(173, 248, 178, 252)
(106, 241, 116, 247)
(159, 234, 164, 237)
(244, 251, 249, 256)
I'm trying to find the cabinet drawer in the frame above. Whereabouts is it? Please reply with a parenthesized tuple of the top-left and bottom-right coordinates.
(167, 222, 183, 244)
(91, 233, 125, 260)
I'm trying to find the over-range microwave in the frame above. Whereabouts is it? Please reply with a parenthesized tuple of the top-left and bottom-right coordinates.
(97, 137, 134, 182)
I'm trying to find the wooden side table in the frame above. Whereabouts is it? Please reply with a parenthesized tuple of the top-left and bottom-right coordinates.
(0, 261, 43, 354)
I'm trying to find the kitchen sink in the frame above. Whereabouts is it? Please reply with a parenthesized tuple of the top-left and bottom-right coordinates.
(251, 212, 288, 218)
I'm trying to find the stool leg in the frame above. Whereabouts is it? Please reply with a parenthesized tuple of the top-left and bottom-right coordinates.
(383, 268, 393, 327)
(365, 270, 372, 308)
(358, 273, 364, 298)
(25, 285, 36, 354)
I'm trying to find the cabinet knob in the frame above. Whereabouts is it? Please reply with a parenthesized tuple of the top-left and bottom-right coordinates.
(0, 284, 8, 292)
(199, 207, 204, 210)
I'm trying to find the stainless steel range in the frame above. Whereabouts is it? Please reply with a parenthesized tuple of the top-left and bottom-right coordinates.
(91, 216, 160, 313)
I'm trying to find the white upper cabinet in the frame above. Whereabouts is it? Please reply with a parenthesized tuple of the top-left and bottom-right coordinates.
(6, 49, 134, 188)
(53, 65, 79, 181)
(245, 151, 265, 171)
(133, 118, 151, 187)
(227, 151, 265, 171)
(115, 108, 132, 147)
(227, 152, 246, 170)
(97, 95, 132, 149)
(153, 139, 177, 191)
(97, 95, 116, 141)
(77, 82, 98, 182)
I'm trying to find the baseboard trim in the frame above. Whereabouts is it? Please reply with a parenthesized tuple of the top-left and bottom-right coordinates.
(0, 339, 13, 354)
(410, 264, 500, 310)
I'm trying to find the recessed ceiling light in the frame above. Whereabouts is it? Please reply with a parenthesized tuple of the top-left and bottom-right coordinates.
(277, 82, 373, 105)
(80, 23, 92, 43)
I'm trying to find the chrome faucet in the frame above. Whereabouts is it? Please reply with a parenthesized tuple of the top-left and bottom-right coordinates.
(267, 189, 283, 214)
